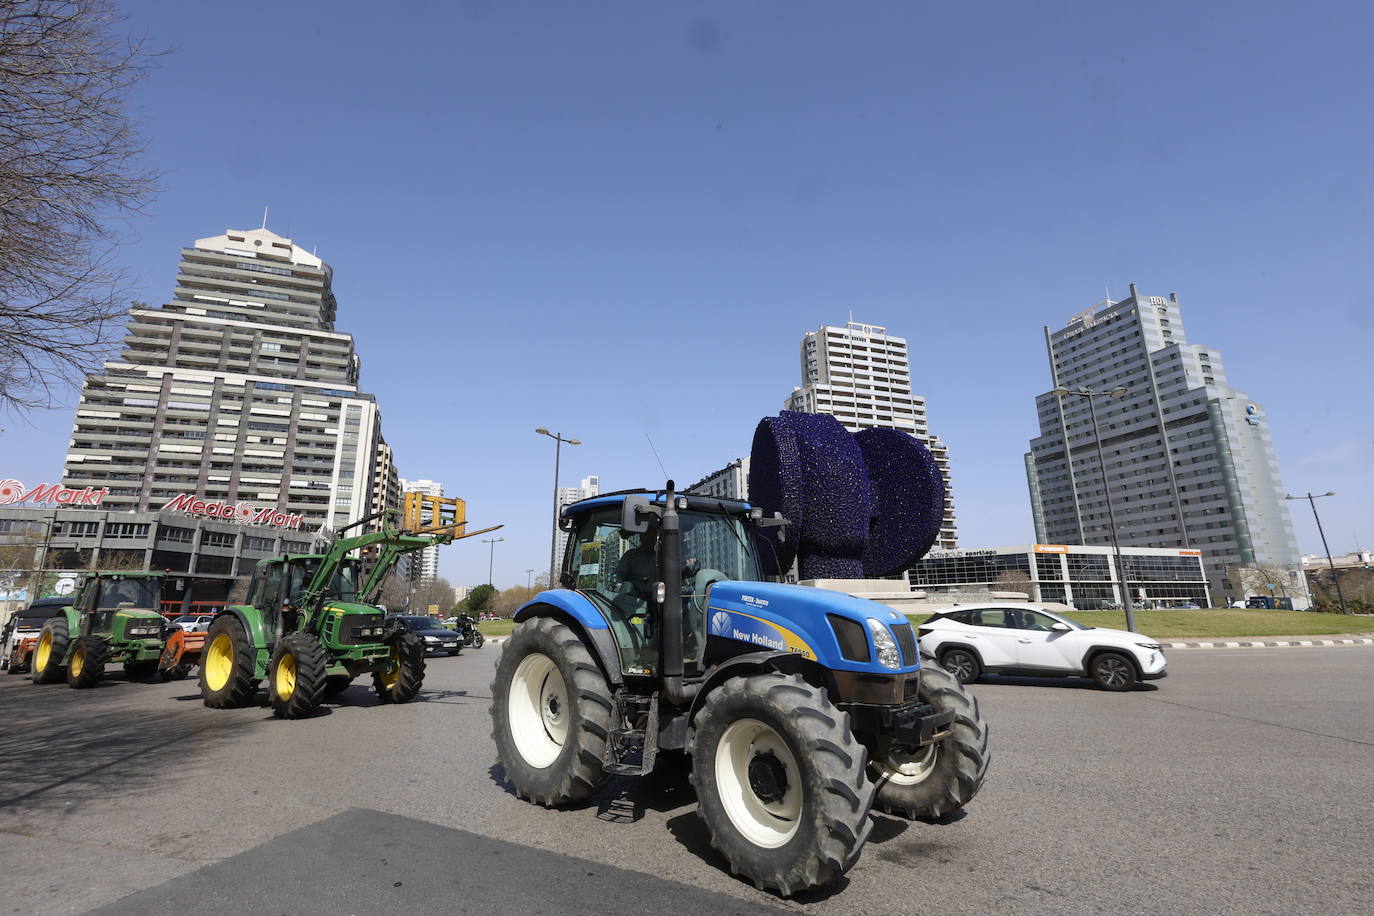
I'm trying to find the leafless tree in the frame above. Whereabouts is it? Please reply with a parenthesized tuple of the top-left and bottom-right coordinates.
(0, 0, 160, 413)
(993, 569, 1032, 597)
(411, 576, 455, 613)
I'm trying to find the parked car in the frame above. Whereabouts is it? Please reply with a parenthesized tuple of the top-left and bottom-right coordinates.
(917, 603, 1167, 691)
(169, 614, 216, 633)
(385, 615, 462, 656)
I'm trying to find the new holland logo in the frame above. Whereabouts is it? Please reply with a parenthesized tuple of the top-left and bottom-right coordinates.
(710, 610, 732, 636)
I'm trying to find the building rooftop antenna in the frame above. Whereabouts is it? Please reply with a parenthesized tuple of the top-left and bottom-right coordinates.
(261, 206, 268, 230)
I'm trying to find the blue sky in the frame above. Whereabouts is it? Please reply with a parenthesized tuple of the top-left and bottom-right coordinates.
(5, 1, 1371, 588)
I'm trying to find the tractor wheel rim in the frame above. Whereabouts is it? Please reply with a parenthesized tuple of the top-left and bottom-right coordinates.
(70, 644, 84, 678)
(276, 652, 297, 700)
(35, 632, 51, 671)
(716, 717, 802, 848)
(880, 741, 939, 786)
(204, 633, 233, 691)
(380, 646, 402, 690)
(509, 652, 567, 768)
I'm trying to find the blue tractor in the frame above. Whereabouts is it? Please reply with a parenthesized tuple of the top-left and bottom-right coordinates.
(490, 481, 989, 895)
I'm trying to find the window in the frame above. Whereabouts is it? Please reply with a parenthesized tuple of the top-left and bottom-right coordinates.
(243, 535, 275, 552)
(159, 525, 193, 543)
(106, 523, 150, 539)
(201, 531, 236, 548)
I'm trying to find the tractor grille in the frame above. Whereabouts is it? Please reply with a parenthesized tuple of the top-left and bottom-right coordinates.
(338, 613, 386, 646)
(891, 623, 919, 666)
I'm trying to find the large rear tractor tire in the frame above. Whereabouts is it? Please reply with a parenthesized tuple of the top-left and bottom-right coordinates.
(373, 632, 425, 703)
(689, 672, 875, 896)
(30, 618, 69, 685)
(269, 633, 328, 719)
(872, 659, 990, 820)
(489, 616, 613, 807)
(200, 615, 259, 708)
(66, 636, 108, 689)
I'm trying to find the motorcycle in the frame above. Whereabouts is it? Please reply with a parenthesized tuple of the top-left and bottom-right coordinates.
(453, 615, 485, 649)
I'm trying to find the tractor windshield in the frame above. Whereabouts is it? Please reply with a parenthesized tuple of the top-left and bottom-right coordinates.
(679, 511, 762, 588)
(96, 578, 162, 611)
(286, 557, 361, 603)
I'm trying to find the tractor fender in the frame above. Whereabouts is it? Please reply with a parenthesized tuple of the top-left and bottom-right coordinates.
(513, 595, 623, 687)
(687, 650, 834, 724)
(218, 605, 270, 651)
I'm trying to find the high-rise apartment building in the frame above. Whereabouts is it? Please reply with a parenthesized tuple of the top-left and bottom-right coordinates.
(554, 475, 600, 575)
(60, 227, 389, 536)
(785, 321, 957, 549)
(1025, 285, 1307, 605)
(400, 478, 444, 585)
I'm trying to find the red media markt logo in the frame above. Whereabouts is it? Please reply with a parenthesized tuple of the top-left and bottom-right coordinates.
(0, 479, 108, 506)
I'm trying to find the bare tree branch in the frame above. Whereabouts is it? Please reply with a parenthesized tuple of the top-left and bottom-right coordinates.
(0, 0, 161, 413)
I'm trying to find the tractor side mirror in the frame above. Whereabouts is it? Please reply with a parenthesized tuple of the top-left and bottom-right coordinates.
(621, 494, 661, 534)
(559, 570, 576, 588)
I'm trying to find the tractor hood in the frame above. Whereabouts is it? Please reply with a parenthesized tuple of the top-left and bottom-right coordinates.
(703, 581, 918, 674)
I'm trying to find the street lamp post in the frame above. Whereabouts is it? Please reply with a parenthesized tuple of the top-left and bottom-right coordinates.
(1053, 384, 1136, 633)
(526, 568, 535, 590)
(482, 536, 504, 586)
(535, 428, 581, 588)
(1284, 491, 1347, 615)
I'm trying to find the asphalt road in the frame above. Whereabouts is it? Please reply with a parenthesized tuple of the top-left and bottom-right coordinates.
(2, 644, 1372, 915)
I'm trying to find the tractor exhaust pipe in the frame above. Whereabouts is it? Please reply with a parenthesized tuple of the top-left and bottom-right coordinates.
(659, 480, 685, 704)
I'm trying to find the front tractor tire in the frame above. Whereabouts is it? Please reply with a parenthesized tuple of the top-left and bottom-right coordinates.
(269, 633, 328, 719)
(30, 618, 70, 685)
(872, 659, 991, 821)
(489, 616, 613, 807)
(66, 636, 108, 689)
(200, 615, 259, 709)
(373, 632, 425, 703)
(689, 672, 875, 896)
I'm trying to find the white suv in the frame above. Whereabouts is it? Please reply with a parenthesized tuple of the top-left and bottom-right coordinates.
(917, 603, 1167, 692)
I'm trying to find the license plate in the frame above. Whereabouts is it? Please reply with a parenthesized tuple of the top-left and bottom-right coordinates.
(442, 643, 456, 648)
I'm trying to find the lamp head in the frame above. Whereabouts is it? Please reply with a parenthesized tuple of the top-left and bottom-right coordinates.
(535, 427, 549, 436)
(569, 439, 581, 446)
(1107, 386, 1128, 399)
(1051, 387, 1070, 397)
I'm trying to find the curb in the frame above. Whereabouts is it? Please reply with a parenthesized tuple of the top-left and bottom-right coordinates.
(1161, 637, 1374, 650)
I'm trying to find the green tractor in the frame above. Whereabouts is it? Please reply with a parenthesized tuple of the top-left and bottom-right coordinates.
(491, 483, 990, 896)
(201, 494, 498, 719)
(30, 572, 173, 688)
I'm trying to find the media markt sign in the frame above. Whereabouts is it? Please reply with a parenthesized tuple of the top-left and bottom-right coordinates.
(0, 478, 109, 506)
(161, 493, 305, 530)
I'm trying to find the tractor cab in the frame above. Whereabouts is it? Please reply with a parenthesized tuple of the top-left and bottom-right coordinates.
(247, 555, 365, 622)
(559, 490, 776, 679)
(76, 574, 165, 636)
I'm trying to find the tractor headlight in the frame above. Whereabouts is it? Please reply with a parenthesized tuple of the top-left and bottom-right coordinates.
(867, 618, 902, 669)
